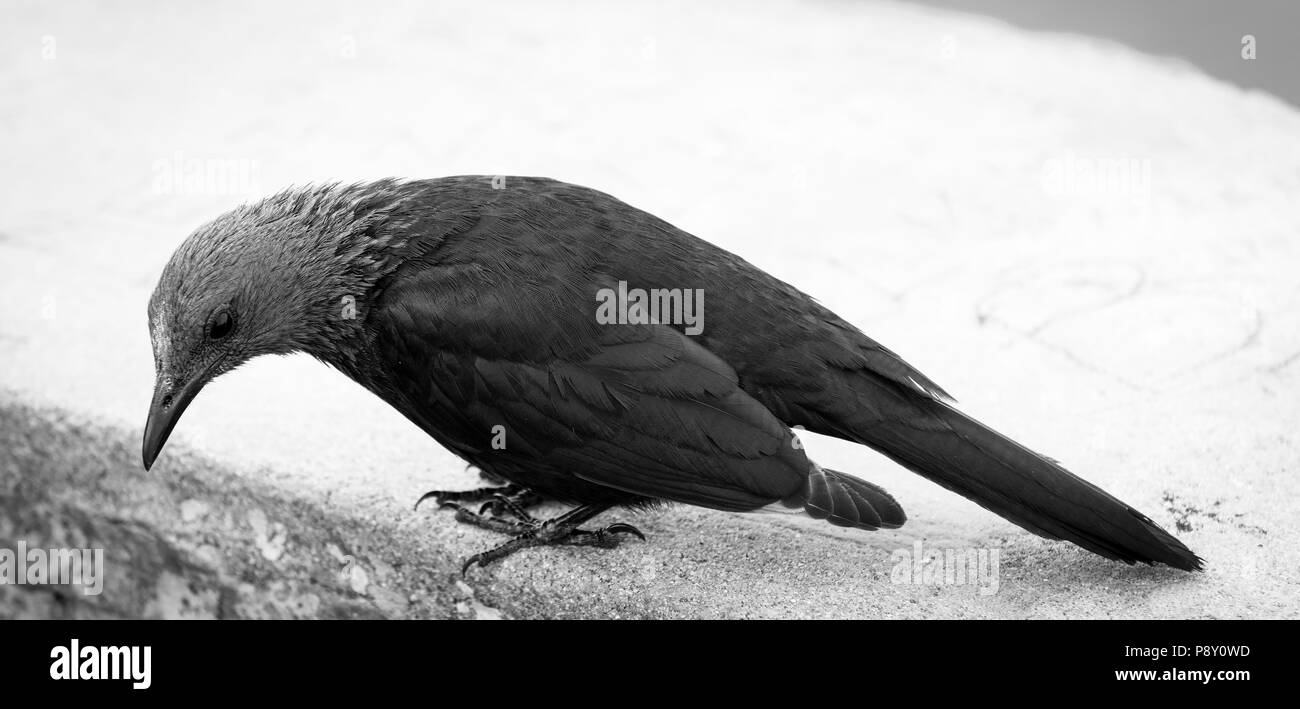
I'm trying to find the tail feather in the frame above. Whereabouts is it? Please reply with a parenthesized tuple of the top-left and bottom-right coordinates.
(795, 466, 907, 530)
(855, 400, 1202, 571)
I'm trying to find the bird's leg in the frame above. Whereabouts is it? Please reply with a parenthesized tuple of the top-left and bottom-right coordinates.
(458, 504, 646, 575)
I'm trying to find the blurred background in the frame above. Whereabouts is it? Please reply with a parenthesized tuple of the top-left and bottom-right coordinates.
(914, 0, 1298, 107)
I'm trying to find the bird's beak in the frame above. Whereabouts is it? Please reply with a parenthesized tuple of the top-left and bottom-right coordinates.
(142, 373, 205, 470)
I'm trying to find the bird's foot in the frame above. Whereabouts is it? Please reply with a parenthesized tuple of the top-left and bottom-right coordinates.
(441, 503, 646, 575)
(413, 483, 542, 514)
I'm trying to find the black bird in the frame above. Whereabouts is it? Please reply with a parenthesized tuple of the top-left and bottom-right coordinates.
(143, 176, 1202, 573)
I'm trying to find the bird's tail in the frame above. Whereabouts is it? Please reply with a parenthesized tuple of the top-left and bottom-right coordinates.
(856, 400, 1202, 571)
(788, 465, 908, 530)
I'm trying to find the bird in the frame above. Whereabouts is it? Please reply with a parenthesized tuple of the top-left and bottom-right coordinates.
(142, 175, 1202, 574)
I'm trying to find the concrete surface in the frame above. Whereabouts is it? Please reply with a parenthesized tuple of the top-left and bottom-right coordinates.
(1, 0, 1297, 618)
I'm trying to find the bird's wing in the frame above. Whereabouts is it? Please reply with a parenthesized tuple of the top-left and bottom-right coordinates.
(369, 266, 810, 511)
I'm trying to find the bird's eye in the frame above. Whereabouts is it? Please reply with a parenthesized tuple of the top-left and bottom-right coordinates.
(207, 309, 234, 341)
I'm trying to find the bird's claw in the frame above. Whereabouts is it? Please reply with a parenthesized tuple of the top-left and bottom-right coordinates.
(461, 553, 490, 576)
(413, 490, 441, 512)
(567, 522, 646, 548)
(477, 493, 538, 522)
(603, 522, 646, 541)
(453, 511, 647, 576)
(414, 484, 542, 515)
(412, 490, 477, 513)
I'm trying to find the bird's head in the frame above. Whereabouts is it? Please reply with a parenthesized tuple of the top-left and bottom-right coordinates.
(142, 182, 416, 470)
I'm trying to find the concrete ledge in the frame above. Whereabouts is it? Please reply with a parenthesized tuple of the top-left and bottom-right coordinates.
(3, 399, 451, 619)
(0, 394, 1267, 619)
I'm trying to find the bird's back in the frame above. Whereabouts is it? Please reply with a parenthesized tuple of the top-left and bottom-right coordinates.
(345, 176, 1199, 569)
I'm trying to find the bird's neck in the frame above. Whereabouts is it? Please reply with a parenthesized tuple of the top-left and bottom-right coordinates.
(279, 181, 432, 375)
